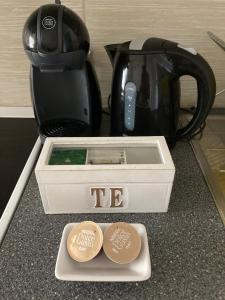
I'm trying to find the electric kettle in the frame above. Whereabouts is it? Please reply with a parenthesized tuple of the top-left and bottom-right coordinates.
(105, 37, 216, 147)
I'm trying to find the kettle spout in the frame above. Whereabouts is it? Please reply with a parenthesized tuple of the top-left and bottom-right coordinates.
(104, 44, 119, 65)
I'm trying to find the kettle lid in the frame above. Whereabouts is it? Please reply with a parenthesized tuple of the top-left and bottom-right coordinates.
(115, 37, 169, 53)
(129, 37, 165, 51)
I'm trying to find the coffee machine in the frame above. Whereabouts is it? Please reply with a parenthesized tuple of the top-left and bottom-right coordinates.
(23, 1, 101, 138)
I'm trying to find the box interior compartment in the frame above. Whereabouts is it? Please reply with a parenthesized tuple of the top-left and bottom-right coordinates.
(87, 148, 126, 165)
(48, 148, 87, 165)
(48, 145, 162, 165)
(125, 147, 162, 164)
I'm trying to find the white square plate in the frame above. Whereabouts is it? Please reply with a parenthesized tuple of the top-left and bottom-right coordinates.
(55, 223, 151, 282)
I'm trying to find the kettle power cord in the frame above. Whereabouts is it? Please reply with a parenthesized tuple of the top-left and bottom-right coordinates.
(180, 106, 206, 140)
(102, 94, 111, 116)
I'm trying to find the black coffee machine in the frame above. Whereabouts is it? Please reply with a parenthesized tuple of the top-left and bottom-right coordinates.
(23, 1, 101, 138)
(105, 37, 216, 147)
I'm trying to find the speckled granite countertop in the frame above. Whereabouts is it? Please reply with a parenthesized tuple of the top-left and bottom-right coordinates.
(0, 141, 224, 300)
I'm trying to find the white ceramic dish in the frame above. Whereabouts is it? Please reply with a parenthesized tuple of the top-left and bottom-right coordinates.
(55, 223, 151, 282)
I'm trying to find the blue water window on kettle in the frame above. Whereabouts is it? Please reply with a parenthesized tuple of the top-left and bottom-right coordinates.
(124, 82, 137, 131)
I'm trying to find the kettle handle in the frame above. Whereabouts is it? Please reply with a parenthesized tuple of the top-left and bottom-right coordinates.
(171, 47, 216, 139)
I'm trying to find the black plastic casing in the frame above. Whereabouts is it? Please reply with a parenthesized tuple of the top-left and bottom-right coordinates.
(23, 4, 102, 138)
(23, 4, 90, 71)
(106, 37, 216, 147)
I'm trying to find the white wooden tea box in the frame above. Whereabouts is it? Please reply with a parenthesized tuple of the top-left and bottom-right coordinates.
(35, 136, 175, 214)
